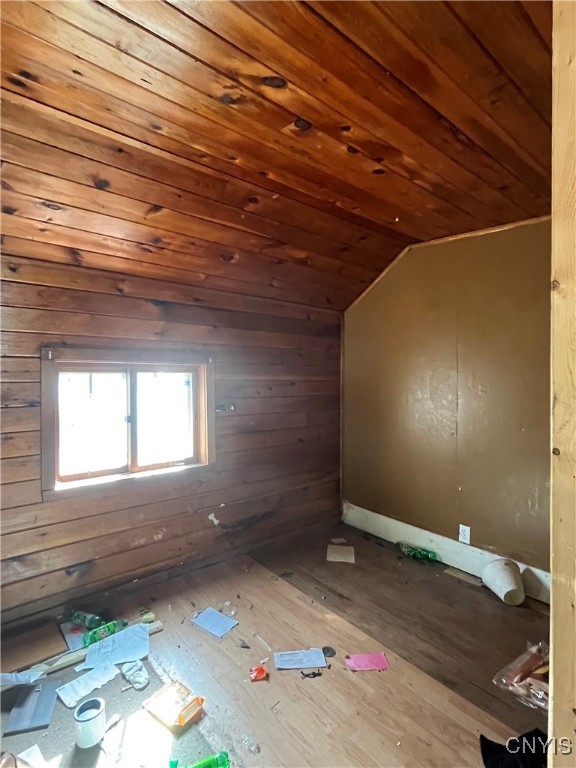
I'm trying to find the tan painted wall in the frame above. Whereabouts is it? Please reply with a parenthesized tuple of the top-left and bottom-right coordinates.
(343, 219, 551, 570)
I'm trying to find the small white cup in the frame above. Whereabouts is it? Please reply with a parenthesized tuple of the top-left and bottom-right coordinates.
(73, 697, 106, 749)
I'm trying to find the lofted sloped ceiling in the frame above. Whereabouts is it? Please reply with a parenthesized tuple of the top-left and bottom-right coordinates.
(1, 0, 551, 311)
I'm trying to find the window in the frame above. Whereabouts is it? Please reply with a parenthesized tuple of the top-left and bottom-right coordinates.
(41, 348, 215, 491)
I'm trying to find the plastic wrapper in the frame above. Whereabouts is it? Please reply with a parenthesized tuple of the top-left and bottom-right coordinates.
(493, 641, 549, 711)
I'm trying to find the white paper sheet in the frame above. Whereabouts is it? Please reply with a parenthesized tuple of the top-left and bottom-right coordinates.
(274, 648, 327, 670)
(56, 663, 119, 708)
(0, 669, 45, 686)
(80, 624, 149, 670)
(59, 621, 86, 652)
(326, 544, 355, 563)
(192, 607, 238, 638)
(17, 744, 48, 768)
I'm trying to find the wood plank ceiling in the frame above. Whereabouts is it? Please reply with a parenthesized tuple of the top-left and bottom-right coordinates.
(1, 0, 552, 311)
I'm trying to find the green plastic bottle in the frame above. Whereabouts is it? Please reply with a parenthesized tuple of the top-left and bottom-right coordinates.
(66, 609, 104, 630)
(187, 752, 230, 768)
(397, 542, 439, 562)
(82, 619, 129, 647)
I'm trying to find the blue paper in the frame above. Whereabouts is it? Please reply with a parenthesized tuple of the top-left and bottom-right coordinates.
(274, 648, 327, 670)
(192, 607, 238, 638)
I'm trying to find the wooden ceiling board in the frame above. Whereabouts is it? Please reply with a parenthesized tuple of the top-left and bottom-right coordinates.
(100, 0, 523, 227)
(1, 3, 481, 242)
(305, 1, 549, 191)
(447, 1, 552, 123)
(1, 94, 404, 254)
(171, 0, 545, 215)
(0, 25, 423, 242)
(0, 0, 552, 310)
(519, 1, 553, 50)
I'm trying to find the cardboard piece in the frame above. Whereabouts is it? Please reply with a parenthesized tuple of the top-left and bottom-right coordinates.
(143, 680, 204, 728)
(4, 679, 61, 735)
(1, 624, 68, 672)
(326, 544, 356, 563)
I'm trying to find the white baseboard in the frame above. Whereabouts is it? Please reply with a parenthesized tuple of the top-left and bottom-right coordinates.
(342, 501, 550, 604)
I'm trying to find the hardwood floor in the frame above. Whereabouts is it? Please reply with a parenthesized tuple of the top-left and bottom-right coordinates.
(253, 525, 549, 736)
(2, 531, 548, 766)
(101, 550, 532, 767)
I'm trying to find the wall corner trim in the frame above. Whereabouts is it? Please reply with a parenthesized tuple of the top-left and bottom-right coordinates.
(342, 500, 551, 604)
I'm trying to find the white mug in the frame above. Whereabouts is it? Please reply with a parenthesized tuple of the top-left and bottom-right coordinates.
(73, 697, 106, 749)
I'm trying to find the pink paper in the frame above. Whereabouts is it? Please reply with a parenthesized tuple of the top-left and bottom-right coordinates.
(345, 652, 389, 671)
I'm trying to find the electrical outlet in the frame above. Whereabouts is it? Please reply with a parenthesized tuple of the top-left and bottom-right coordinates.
(459, 524, 471, 545)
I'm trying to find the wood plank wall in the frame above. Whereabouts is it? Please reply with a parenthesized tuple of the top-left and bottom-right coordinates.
(0, 257, 341, 629)
(0, 0, 552, 632)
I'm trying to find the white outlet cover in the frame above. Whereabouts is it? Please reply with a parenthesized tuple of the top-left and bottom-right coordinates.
(459, 524, 471, 545)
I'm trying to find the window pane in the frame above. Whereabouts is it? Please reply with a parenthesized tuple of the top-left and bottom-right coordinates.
(58, 372, 128, 477)
(136, 372, 195, 467)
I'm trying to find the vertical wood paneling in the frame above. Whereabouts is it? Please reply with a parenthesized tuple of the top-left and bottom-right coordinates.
(549, 1, 576, 762)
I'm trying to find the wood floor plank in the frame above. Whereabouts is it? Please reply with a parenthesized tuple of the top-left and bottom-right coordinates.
(107, 556, 512, 767)
(253, 525, 549, 735)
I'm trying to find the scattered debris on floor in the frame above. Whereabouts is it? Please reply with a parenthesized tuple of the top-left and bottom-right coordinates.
(326, 543, 355, 563)
(191, 607, 238, 638)
(249, 665, 268, 682)
(300, 670, 322, 679)
(121, 659, 149, 690)
(82, 618, 129, 647)
(180, 750, 231, 768)
(396, 541, 439, 562)
(139, 607, 156, 622)
(73, 697, 107, 748)
(482, 558, 525, 605)
(330, 537, 348, 544)
(143, 680, 205, 728)
(444, 566, 483, 587)
(0, 669, 44, 686)
(345, 652, 390, 672)
(57, 662, 119, 707)
(81, 623, 150, 669)
(274, 648, 327, 669)
(59, 621, 86, 651)
(254, 633, 272, 651)
(21, 744, 48, 766)
(2, 564, 407, 766)
(241, 734, 261, 754)
(66, 608, 104, 630)
(493, 642, 549, 711)
(4, 679, 60, 736)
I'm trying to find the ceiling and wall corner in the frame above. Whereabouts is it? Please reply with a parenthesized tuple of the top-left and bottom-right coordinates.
(0, 1, 553, 623)
(1, 0, 552, 310)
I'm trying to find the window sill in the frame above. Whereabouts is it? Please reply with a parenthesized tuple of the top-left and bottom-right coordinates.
(42, 462, 210, 501)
